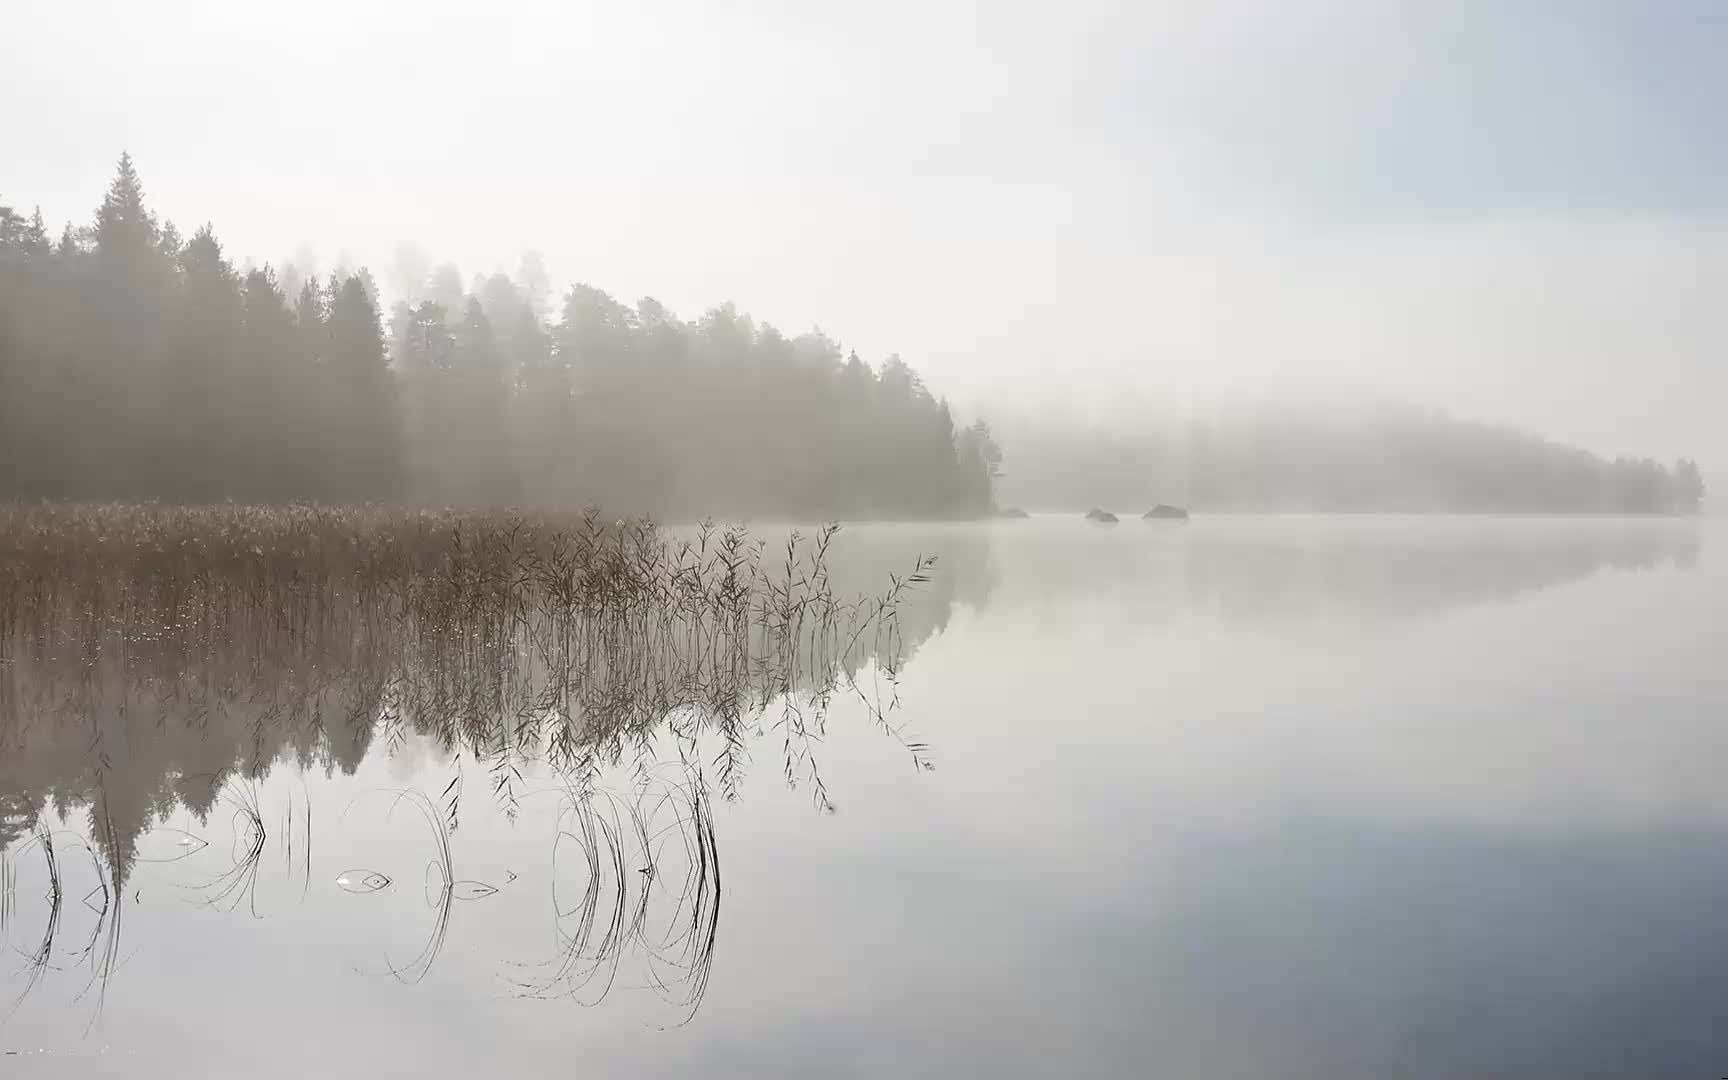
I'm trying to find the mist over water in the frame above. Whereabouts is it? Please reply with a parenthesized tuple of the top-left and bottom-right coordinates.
(4, 3, 1725, 1075)
(2, 515, 1719, 1078)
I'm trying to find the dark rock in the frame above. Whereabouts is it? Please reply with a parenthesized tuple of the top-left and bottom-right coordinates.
(1084, 508, 1120, 524)
(1143, 504, 1189, 520)
(997, 507, 1030, 519)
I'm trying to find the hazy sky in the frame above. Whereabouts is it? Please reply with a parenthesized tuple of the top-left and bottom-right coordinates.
(6, 0, 1724, 464)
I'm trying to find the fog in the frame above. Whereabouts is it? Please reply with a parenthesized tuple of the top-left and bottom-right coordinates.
(8, 9, 1728, 1073)
(4, 0, 1723, 485)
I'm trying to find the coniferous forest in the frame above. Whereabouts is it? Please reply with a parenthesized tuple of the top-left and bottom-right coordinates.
(0, 155, 1000, 518)
(0, 155, 1705, 518)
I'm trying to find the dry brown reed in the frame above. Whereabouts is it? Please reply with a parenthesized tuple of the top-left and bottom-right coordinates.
(0, 503, 931, 826)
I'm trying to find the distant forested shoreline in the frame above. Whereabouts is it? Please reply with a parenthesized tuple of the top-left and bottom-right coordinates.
(1, 156, 1704, 519)
(996, 406, 1705, 516)
(0, 156, 999, 518)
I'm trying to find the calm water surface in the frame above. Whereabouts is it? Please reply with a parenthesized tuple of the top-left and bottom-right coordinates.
(4, 515, 1723, 1078)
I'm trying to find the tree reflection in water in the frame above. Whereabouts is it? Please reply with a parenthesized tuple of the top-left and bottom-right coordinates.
(0, 507, 944, 1025)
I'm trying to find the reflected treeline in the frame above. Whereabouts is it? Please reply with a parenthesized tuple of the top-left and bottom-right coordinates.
(9, 514, 1686, 1024)
(0, 505, 961, 894)
(1184, 522, 1701, 623)
(987, 517, 1700, 624)
(0, 506, 990, 1023)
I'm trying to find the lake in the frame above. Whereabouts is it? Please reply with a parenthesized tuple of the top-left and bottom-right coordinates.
(3, 514, 1723, 1078)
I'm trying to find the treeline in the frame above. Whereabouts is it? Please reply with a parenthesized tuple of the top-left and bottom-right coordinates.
(996, 403, 1705, 515)
(0, 155, 998, 517)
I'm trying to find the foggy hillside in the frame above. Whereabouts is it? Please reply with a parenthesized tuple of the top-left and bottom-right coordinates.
(994, 402, 1704, 515)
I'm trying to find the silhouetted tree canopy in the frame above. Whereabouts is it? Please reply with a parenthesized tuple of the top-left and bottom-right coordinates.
(0, 155, 994, 518)
(2, 156, 1702, 517)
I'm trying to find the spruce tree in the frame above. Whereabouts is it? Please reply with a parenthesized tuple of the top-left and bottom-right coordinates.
(94, 152, 159, 261)
(326, 274, 402, 501)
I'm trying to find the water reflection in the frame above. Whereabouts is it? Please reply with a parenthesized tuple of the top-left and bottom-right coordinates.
(516, 776, 719, 1019)
(333, 788, 508, 986)
(749, 515, 1701, 629)
(980, 515, 1701, 623)
(0, 515, 1711, 1070)
(0, 822, 127, 1031)
(0, 518, 957, 1025)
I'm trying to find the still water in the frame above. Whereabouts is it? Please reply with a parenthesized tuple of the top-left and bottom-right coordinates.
(3, 515, 1723, 1078)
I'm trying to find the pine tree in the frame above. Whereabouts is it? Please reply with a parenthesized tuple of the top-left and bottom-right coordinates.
(450, 298, 518, 505)
(86, 155, 173, 495)
(171, 225, 243, 499)
(507, 305, 565, 503)
(326, 274, 402, 501)
(0, 200, 26, 249)
(293, 280, 326, 356)
(157, 220, 184, 260)
(239, 267, 303, 498)
(290, 278, 336, 493)
(94, 152, 160, 260)
(25, 208, 50, 255)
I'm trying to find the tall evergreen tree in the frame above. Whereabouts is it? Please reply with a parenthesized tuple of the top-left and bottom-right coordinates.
(89, 154, 174, 495)
(506, 304, 566, 502)
(239, 267, 303, 498)
(0, 201, 28, 248)
(326, 275, 402, 501)
(170, 225, 243, 498)
(94, 152, 160, 261)
(448, 298, 518, 504)
(24, 208, 50, 255)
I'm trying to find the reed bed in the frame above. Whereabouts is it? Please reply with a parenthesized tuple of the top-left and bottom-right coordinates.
(0, 503, 936, 1023)
(0, 504, 932, 832)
